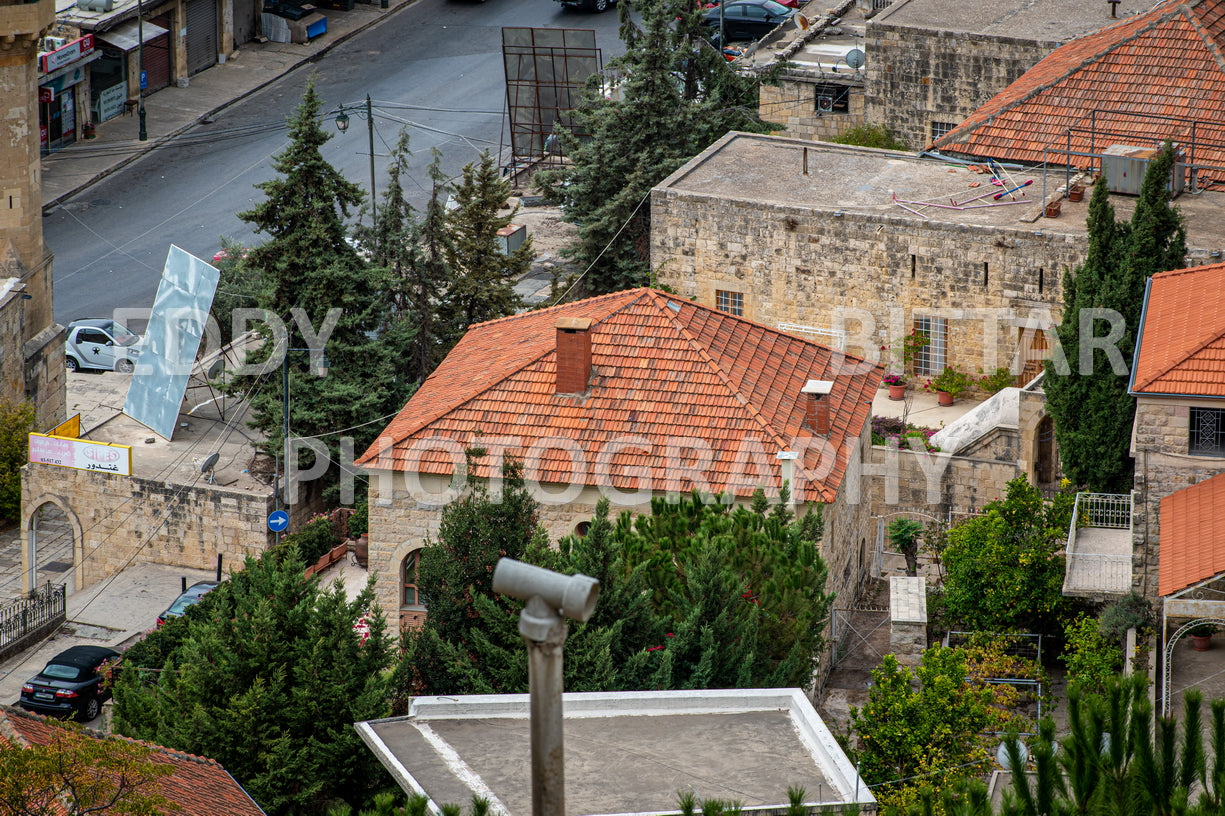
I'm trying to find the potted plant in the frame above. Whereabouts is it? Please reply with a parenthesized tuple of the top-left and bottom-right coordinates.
(978, 366, 1015, 395)
(883, 372, 907, 400)
(1190, 622, 1217, 651)
(1067, 183, 1085, 202)
(925, 366, 974, 405)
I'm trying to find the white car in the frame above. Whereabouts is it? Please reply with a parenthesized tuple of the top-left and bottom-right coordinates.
(64, 319, 142, 373)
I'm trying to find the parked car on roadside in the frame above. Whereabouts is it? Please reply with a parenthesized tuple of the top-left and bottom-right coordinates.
(702, 0, 795, 43)
(554, 0, 615, 13)
(156, 580, 220, 627)
(63, 318, 143, 373)
(17, 645, 120, 722)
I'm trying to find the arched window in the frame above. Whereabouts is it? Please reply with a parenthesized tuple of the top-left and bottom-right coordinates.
(402, 550, 421, 607)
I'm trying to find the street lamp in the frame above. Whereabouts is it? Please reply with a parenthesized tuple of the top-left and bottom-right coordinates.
(334, 95, 377, 221)
(137, 0, 147, 141)
(279, 347, 330, 536)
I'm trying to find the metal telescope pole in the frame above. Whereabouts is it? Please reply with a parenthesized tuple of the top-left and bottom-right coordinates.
(520, 596, 567, 816)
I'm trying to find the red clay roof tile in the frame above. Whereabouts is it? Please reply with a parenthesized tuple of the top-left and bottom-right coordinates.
(933, 0, 1225, 167)
(357, 288, 883, 502)
(1160, 471, 1225, 594)
(1132, 261, 1225, 396)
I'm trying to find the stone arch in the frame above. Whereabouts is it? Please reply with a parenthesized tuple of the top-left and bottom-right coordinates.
(22, 494, 84, 596)
(1164, 617, 1225, 715)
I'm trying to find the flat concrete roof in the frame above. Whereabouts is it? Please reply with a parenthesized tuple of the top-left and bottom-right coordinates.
(64, 337, 270, 494)
(872, 0, 1157, 41)
(655, 132, 1225, 252)
(357, 689, 874, 815)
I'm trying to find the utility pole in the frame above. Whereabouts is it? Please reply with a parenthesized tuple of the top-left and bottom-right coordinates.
(137, 0, 147, 141)
(366, 94, 376, 222)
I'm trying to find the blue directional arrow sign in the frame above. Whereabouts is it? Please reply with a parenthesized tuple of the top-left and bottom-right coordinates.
(267, 510, 289, 533)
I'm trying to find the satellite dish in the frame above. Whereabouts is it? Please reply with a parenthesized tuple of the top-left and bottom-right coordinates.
(199, 452, 220, 484)
(794, 13, 810, 30)
(846, 48, 866, 70)
(205, 359, 224, 381)
(996, 740, 1028, 770)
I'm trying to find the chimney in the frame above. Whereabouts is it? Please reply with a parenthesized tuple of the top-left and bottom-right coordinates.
(555, 317, 593, 394)
(802, 380, 834, 435)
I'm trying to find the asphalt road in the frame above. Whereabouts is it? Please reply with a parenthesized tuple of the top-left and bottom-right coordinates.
(46, 0, 627, 324)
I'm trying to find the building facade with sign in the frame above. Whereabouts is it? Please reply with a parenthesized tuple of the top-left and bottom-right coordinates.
(37, 32, 100, 154)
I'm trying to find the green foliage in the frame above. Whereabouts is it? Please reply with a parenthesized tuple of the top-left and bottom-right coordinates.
(924, 366, 975, 398)
(941, 477, 1074, 633)
(1045, 144, 1186, 493)
(0, 398, 35, 522)
(534, 0, 779, 295)
(828, 123, 908, 151)
(851, 646, 1030, 809)
(0, 719, 174, 815)
(977, 366, 1015, 394)
(348, 499, 369, 538)
(1061, 614, 1121, 695)
(220, 76, 407, 501)
(887, 518, 924, 577)
(1099, 590, 1154, 644)
(395, 485, 834, 700)
(283, 514, 337, 563)
(113, 545, 395, 815)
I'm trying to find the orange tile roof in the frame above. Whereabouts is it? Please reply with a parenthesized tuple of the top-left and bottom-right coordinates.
(0, 706, 266, 815)
(932, 0, 1225, 167)
(1160, 471, 1225, 594)
(357, 288, 883, 503)
(1132, 261, 1225, 396)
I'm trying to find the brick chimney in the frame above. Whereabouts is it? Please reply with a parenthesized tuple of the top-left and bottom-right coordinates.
(555, 317, 593, 394)
(802, 380, 834, 435)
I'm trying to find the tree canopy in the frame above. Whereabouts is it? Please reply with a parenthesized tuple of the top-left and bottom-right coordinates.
(1044, 145, 1186, 493)
(113, 545, 395, 815)
(535, 0, 779, 294)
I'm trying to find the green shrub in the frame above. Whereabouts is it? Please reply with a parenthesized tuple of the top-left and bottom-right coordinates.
(285, 515, 337, 563)
(828, 123, 908, 151)
(1099, 591, 1154, 644)
(1061, 614, 1121, 695)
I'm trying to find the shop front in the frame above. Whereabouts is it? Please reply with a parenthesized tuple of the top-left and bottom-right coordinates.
(38, 35, 101, 155)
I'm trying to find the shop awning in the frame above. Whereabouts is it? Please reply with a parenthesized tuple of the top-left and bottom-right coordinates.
(97, 18, 169, 52)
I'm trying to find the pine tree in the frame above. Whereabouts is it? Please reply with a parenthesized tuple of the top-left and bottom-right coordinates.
(534, 0, 778, 295)
(1044, 144, 1186, 492)
(221, 77, 410, 497)
(440, 151, 530, 345)
(113, 545, 395, 816)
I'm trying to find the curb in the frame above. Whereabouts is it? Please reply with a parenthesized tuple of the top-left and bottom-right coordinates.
(42, 0, 418, 214)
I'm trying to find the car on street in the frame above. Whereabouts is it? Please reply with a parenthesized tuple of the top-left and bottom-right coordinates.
(702, 0, 795, 43)
(554, 0, 615, 13)
(156, 580, 220, 627)
(63, 318, 143, 373)
(17, 645, 120, 722)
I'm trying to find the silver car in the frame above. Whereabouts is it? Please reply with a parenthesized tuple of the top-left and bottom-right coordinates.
(64, 319, 142, 373)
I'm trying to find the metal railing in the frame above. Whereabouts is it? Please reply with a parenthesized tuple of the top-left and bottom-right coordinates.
(1075, 492, 1132, 529)
(0, 583, 66, 662)
(777, 322, 848, 351)
(1063, 492, 1133, 596)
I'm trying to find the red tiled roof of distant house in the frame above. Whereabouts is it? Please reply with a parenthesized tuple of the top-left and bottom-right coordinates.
(931, 0, 1225, 167)
(357, 288, 883, 503)
(0, 705, 265, 815)
(1132, 261, 1225, 397)
(1160, 471, 1225, 595)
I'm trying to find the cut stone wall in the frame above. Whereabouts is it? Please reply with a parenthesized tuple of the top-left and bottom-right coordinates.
(650, 188, 1082, 378)
(864, 443, 1019, 516)
(21, 462, 274, 593)
(759, 77, 865, 143)
(864, 23, 1055, 150)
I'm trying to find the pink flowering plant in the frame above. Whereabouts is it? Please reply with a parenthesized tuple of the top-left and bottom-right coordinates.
(882, 372, 907, 387)
(924, 366, 974, 399)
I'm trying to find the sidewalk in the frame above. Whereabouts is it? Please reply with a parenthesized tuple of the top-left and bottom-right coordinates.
(41, 0, 415, 211)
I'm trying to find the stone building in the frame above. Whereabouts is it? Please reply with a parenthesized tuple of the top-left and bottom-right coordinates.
(866, 0, 1154, 151)
(650, 132, 1225, 382)
(356, 288, 884, 635)
(0, 0, 66, 428)
(1129, 261, 1225, 600)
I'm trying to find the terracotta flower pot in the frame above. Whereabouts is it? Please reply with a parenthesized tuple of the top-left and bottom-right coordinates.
(1068, 186, 1085, 202)
(1193, 634, 1212, 651)
(1045, 200, 1062, 218)
(888, 383, 906, 401)
(937, 390, 954, 406)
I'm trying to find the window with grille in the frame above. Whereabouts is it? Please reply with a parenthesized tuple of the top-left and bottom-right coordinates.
(814, 83, 850, 114)
(913, 316, 948, 376)
(1190, 408, 1225, 457)
(931, 121, 956, 141)
(716, 290, 744, 316)
(402, 550, 422, 607)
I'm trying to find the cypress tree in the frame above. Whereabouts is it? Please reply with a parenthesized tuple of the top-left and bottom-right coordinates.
(1045, 144, 1186, 492)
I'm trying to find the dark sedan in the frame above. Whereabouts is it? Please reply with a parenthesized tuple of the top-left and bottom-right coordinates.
(156, 580, 220, 627)
(703, 0, 795, 44)
(18, 645, 120, 722)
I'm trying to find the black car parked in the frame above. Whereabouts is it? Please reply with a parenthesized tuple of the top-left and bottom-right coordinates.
(18, 645, 120, 722)
(703, 0, 795, 44)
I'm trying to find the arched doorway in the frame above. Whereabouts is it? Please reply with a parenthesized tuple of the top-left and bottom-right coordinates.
(24, 501, 80, 597)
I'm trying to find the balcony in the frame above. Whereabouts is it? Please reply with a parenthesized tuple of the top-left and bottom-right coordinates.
(1062, 492, 1133, 598)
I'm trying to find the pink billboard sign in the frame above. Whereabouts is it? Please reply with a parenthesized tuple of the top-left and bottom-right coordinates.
(28, 433, 132, 476)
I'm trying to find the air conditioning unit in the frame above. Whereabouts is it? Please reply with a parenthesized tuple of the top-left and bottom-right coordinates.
(78, 0, 115, 12)
(1101, 144, 1186, 196)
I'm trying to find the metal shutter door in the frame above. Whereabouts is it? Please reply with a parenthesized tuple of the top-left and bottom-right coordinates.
(142, 15, 172, 92)
(232, 0, 257, 48)
(186, 0, 217, 76)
